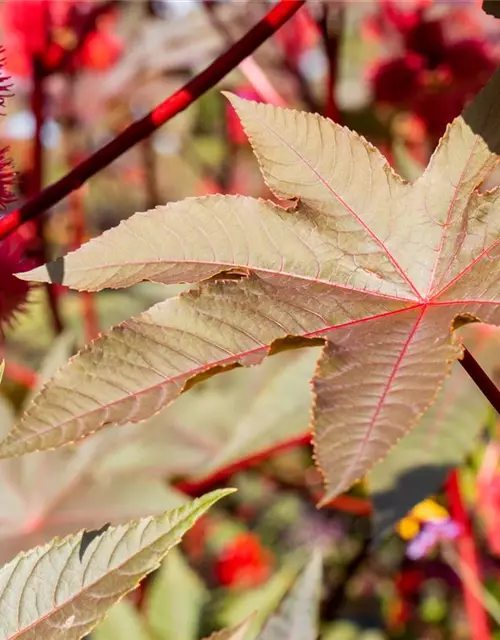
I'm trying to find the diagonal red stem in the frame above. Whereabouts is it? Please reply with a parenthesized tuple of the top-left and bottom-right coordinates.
(0, 0, 305, 241)
(459, 347, 500, 415)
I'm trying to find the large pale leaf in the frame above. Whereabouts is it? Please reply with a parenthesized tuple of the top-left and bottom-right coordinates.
(0, 340, 184, 564)
(14, 68, 500, 500)
(370, 323, 500, 539)
(144, 548, 207, 640)
(258, 551, 322, 640)
(0, 489, 232, 640)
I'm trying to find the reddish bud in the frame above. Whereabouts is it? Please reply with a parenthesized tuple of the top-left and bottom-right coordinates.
(444, 39, 496, 86)
(371, 53, 424, 105)
(214, 532, 273, 588)
(405, 19, 446, 68)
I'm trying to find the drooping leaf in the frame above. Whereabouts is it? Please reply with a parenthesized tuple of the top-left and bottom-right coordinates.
(258, 550, 322, 640)
(0, 489, 233, 640)
(144, 548, 208, 640)
(370, 323, 500, 540)
(14, 68, 500, 500)
(202, 617, 254, 640)
(93, 599, 153, 640)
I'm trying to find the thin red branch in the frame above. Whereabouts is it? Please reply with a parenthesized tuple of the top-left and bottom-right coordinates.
(0, 0, 306, 241)
(459, 348, 500, 415)
(174, 431, 372, 516)
(446, 469, 491, 640)
(174, 432, 311, 495)
(31, 51, 64, 335)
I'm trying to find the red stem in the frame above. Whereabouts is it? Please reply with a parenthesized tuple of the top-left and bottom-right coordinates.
(0, 0, 305, 241)
(174, 432, 311, 495)
(174, 432, 372, 516)
(446, 469, 491, 640)
(459, 348, 500, 414)
(31, 52, 64, 335)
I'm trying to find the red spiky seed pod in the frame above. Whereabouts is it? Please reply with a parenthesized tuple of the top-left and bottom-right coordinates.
(0, 52, 32, 332)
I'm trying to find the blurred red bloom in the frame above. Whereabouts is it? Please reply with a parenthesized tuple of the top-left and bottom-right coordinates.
(214, 532, 273, 588)
(369, 1, 496, 139)
(183, 515, 212, 562)
(404, 18, 446, 68)
(395, 568, 426, 594)
(274, 8, 319, 69)
(1, 0, 122, 77)
(444, 39, 496, 87)
(371, 53, 424, 104)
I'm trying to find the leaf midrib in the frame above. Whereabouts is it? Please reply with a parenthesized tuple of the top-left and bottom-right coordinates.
(3, 304, 422, 457)
(43, 260, 416, 303)
(4, 513, 204, 639)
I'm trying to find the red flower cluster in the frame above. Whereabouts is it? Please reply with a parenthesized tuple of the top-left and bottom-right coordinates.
(214, 532, 273, 588)
(2, 0, 122, 77)
(370, 1, 496, 138)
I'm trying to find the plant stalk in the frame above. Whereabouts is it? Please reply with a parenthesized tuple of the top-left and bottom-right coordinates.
(460, 348, 500, 415)
(31, 50, 64, 335)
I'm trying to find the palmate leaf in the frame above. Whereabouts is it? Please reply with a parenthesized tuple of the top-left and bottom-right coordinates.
(13, 67, 500, 501)
(370, 323, 500, 540)
(0, 489, 232, 640)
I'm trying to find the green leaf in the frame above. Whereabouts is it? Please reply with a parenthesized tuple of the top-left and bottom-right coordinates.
(144, 548, 207, 640)
(202, 617, 254, 640)
(93, 599, 153, 640)
(258, 551, 322, 640)
(370, 323, 500, 539)
(15, 68, 500, 501)
(218, 558, 303, 637)
(0, 489, 233, 640)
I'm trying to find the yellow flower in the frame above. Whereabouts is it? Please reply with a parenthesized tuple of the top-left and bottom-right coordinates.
(396, 499, 449, 540)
